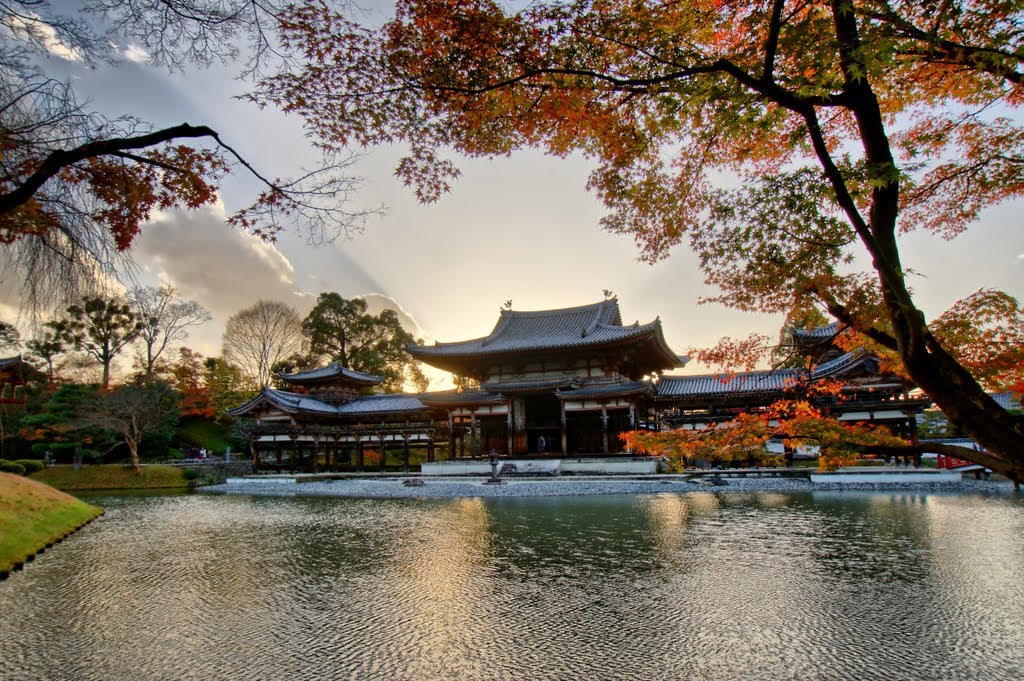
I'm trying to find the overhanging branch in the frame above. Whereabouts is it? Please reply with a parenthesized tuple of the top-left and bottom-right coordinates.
(0, 123, 218, 215)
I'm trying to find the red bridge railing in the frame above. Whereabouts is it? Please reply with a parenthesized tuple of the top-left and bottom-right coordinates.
(936, 454, 979, 469)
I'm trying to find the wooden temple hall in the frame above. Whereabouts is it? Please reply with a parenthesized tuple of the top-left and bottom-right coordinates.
(229, 299, 929, 471)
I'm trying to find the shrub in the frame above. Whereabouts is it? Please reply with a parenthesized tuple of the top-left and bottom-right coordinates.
(0, 460, 27, 475)
(182, 468, 200, 481)
(13, 459, 44, 474)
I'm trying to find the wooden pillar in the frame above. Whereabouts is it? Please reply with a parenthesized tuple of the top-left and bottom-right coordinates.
(601, 406, 609, 455)
(402, 432, 410, 473)
(289, 433, 299, 471)
(560, 400, 568, 455)
(251, 440, 260, 472)
(312, 439, 320, 473)
(427, 435, 435, 463)
(512, 398, 527, 455)
(378, 432, 387, 472)
(448, 411, 457, 459)
(459, 426, 465, 458)
(355, 435, 364, 472)
(470, 410, 479, 457)
(626, 403, 636, 454)
(506, 406, 514, 456)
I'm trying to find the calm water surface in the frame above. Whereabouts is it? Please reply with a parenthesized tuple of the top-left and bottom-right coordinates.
(1, 490, 1022, 680)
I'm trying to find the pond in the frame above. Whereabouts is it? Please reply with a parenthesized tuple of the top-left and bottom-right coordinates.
(1, 490, 1022, 680)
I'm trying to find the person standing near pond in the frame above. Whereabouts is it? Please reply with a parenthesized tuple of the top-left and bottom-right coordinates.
(537, 435, 547, 454)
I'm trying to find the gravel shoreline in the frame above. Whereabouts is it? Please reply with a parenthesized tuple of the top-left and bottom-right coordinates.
(199, 475, 1018, 499)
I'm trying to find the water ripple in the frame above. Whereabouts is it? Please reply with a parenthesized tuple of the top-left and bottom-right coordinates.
(1, 491, 1022, 680)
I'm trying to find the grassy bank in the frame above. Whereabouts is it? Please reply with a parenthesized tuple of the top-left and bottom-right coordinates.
(0, 472, 103, 576)
(31, 464, 190, 491)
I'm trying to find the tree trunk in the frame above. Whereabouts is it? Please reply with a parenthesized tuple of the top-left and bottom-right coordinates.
(825, 0, 1024, 484)
(128, 440, 142, 474)
(892, 303, 1024, 482)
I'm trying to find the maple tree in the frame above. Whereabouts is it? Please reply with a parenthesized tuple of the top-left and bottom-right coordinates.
(623, 400, 908, 472)
(257, 0, 1024, 481)
(77, 382, 179, 473)
(169, 347, 216, 419)
(0, 0, 371, 308)
(169, 348, 254, 423)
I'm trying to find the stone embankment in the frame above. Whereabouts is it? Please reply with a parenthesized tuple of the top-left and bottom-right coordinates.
(0, 472, 103, 580)
(201, 475, 1015, 500)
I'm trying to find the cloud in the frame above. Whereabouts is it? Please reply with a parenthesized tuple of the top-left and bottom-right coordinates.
(132, 203, 305, 320)
(122, 44, 151, 64)
(360, 292, 424, 337)
(3, 13, 82, 61)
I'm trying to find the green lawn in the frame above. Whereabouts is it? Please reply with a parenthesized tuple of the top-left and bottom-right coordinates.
(31, 464, 190, 491)
(0, 472, 103, 576)
(175, 417, 233, 455)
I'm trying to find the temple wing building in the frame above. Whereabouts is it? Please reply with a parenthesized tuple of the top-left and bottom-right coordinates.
(228, 363, 441, 472)
(653, 324, 929, 440)
(411, 298, 685, 456)
(226, 303, 930, 472)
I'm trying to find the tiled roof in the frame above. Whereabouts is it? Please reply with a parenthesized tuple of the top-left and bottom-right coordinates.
(228, 388, 340, 416)
(277, 363, 383, 386)
(419, 390, 506, 406)
(335, 393, 428, 415)
(0, 355, 23, 369)
(482, 376, 580, 392)
(792, 322, 841, 341)
(655, 369, 804, 398)
(810, 348, 873, 378)
(409, 299, 682, 368)
(556, 380, 652, 399)
(228, 388, 428, 417)
(654, 349, 882, 400)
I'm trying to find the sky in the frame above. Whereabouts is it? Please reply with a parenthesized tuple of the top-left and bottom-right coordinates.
(6, 7, 1024, 388)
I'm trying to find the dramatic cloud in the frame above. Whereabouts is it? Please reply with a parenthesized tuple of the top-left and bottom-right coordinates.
(133, 203, 305, 321)
(130, 203, 314, 356)
(360, 292, 424, 338)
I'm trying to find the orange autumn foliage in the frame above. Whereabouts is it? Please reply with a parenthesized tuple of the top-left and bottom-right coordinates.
(622, 400, 908, 473)
(252, 0, 1024, 477)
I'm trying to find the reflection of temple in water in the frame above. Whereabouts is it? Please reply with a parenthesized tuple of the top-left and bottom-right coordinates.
(229, 299, 929, 471)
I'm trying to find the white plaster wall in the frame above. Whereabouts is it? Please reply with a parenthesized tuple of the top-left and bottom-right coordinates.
(810, 470, 962, 483)
(560, 458, 660, 474)
(421, 461, 493, 476)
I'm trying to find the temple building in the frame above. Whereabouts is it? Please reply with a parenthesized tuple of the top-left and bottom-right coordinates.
(653, 323, 928, 441)
(228, 364, 440, 472)
(0, 356, 32, 404)
(412, 298, 686, 456)
(227, 299, 929, 471)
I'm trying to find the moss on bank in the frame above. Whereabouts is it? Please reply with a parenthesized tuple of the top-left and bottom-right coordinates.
(0, 472, 103, 577)
(31, 464, 189, 491)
